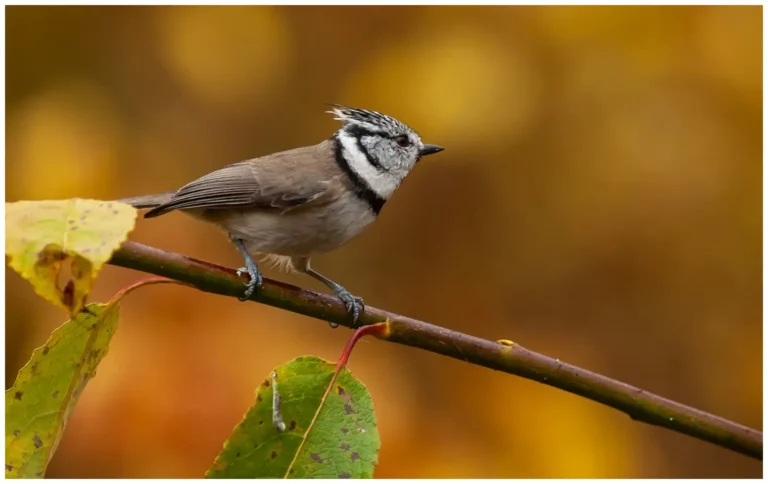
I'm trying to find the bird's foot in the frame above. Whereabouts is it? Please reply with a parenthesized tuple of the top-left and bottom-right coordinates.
(334, 286, 364, 323)
(236, 265, 263, 301)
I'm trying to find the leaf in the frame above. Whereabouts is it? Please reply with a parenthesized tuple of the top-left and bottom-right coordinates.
(5, 302, 120, 478)
(207, 356, 380, 479)
(4, 277, 175, 479)
(5, 199, 137, 315)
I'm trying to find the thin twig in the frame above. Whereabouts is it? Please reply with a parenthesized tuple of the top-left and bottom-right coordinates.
(108, 240, 762, 460)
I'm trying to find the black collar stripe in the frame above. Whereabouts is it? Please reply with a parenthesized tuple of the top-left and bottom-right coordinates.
(333, 135, 386, 216)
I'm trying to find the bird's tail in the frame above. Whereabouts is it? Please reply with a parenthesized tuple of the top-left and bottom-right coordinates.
(118, 191, 174, 209)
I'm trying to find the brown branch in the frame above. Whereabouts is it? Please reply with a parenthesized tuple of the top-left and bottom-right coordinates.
(108, 240, 762, 460)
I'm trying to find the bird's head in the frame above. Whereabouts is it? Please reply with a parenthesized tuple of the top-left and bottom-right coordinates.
(328, 105, 443, 200)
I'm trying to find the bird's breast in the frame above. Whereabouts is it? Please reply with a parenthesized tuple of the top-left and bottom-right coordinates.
(200, 192, 377, 257)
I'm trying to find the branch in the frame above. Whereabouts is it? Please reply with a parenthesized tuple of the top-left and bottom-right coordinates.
(108, 241, 762, 460)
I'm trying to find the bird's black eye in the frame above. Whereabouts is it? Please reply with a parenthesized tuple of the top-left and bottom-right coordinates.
(395, 135, 411, 148)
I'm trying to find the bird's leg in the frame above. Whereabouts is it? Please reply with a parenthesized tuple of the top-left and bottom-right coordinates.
(310, 270, 364, 324)
(232, 237, 262, 301)
(292, 257, 364, 323)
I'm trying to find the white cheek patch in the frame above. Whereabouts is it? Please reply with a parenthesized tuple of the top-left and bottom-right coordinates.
(338, 130, 400, 199)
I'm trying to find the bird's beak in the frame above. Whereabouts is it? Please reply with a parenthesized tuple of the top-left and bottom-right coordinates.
(418, 144, 444, 158)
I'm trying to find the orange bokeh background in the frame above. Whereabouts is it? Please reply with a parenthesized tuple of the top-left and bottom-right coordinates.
(5, 5, 761, 478)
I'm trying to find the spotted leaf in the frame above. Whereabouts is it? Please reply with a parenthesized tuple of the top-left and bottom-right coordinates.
(5, 199, 137, 316)
(5, 303, 119, 478)
(207, 356, 379, 479)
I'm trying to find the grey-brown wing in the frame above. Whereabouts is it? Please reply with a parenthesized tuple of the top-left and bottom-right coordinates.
(144, 143, 337, 218)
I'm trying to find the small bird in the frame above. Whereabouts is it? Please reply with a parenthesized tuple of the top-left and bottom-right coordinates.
(120, 105, 444, 322)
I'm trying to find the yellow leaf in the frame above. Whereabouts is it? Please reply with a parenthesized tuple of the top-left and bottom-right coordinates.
(5, 199, 137, 315)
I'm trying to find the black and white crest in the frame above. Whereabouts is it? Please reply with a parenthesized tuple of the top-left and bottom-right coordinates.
(327, 104, 415, 137)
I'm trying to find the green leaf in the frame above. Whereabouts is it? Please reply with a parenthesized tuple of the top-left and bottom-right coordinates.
(5, 302, 120, 478)
(207, 356, 380, 479)
(5, 199, 137, 316)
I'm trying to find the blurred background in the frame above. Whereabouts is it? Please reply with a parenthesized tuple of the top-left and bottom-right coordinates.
(5, 5, 762, 478)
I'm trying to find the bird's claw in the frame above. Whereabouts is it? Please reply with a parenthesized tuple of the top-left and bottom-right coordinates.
(334, 287, 364, 323)
(236, 266, 262, 301)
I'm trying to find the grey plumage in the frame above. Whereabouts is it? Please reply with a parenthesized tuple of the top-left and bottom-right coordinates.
(119, 191, 174, 209)
(119, 105, 444, 322)
(144, 142, 340, 217)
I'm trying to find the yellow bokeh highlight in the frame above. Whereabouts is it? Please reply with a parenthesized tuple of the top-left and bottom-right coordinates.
(8, 83, 121, 201)
(158, 6, 294, 112)
(487, 380, 637, 477)
(695, 6, 762, 104)
(343, 23, 541, 149)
